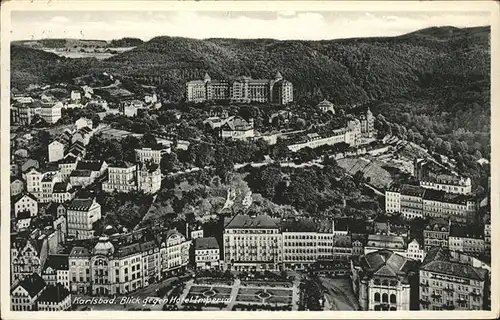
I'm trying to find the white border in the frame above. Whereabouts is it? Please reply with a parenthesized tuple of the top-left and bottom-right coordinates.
(1, 1, 499, 319)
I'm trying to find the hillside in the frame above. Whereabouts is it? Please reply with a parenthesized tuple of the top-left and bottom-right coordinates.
(13, 38, 109, 49)
(10, 26, 491, 160)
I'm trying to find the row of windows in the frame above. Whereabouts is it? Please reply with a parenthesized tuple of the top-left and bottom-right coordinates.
(373, 293, 396, 303)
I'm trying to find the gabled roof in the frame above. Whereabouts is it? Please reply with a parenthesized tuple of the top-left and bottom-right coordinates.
(53, 182, 71, 193)
(12, 192, 38, 204)
(37, 284, 70, 303)
(42, 254, 69, 272)
(12, 273, 46, 298)
(359, 249, 416, 279)
(69, 246, 90, 258)
(222, 116, 253, 131)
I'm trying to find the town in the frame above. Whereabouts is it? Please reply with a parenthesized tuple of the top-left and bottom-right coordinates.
(9, 68, 491, 313)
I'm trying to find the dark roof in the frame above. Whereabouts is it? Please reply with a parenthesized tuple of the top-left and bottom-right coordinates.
(42, 172, 58, 182)
(400, 184, 425, 197)
(449, 224, 483, 239)
(42, 254, 69, 272)
(195, 237, 219, 250)
(225, 214, 279, 229)
(76, 160, 105, 172)
(37, 284, 70, 303)
(53, 182, 70, 193)
(222, 116, 253, 131)
(280, 218, 317, 232)
(79, 126, 93, 134)
(12, 192, 38, 203)
(421, 247, 487, 281)
(359, 250, 417, 280)
(114, 242, 142, 258)
(70, 169, 92, 177)
(109, 161, 135, 168)
(67, 198, 95, 211)
(13, 273, 46, 298)
(69, 246, 90, 257)
(59, 155, 77, 164)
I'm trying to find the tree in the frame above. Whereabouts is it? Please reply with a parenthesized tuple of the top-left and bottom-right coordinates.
(161, 152, 178, 172)
(141, 133, 157, 148)
(272, 138, 290, 161)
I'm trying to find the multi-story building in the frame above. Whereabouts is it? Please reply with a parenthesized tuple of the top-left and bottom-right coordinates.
(194, 237, 220, 270)
(385, 184, 476, 223)
(48, 140, 65, 163)
(351, 234, 367, 258)
(357, 107, 375, 138)
(11, 238, 43, 283)
(399, 185, 425, 220)
(15, 211, 32, 231)
(137, 161, 161, 194)
(51, 182, 76, 203)
(160, 229, 191, 277)
(424, 218, 450, 251)
(448, 224, 485, 256)
(281, 219, 319, 270)
(406, 239, 425, 262)
(58, 155, 79, 181)
(69, 170, 94, 188)
(11, 102, 42, 126)
(10, 273, 46, 311)
(69, 230, 191, 296)
(37, 283, 72, 311)
(67, 198, 102, 240)
(223, 214, 282, 271)
(414, 158, 472, 195)
(25, 168, 43, 200)
(11, 178, 25, 197)
(423, 189, 476, 224)
(135, 148, 165, 165)
(287, 119, 362, 152)
(221, 116, 255, 141)
(186, 72, 293, 105)
(75, 160, 108, 180)
(12, 193, 38, 218)
(21, 159, 39, 178)
(351, 250, 419, 311)
(41, 255, 70, 290)
(420, 247, 488, 310)
(102, 162, 138, 193)
(71, 126, 93, 146)
(317, 99, 336, 114)
(40, 102, 62, 124)
(71, 90, 82, 101)
(40, 171, 62, 203)
(68, 247, 91, 294)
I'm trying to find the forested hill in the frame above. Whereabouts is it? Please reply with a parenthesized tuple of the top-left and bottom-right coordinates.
(103, 25, 490, 103)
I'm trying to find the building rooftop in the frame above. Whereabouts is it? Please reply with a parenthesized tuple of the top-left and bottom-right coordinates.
(280, 218, 318, 233)
(421, 247, 487, 281)
(42, 254, 69, 272)
(12, 273, 46, 298)
(69, 246, 90, 258)
(12, 192, 38, 204)
(359, 250, 417, 280)
(17, 210, 32, 220)
(225, 214, 279, 229)
(195, 237, 220, 250)
(67, 198, 95, 211)
(76, 160, 105, 172)
(37, 284, 70, 303)
(449, 224, 484, 239)
(70, 169, 92, 177)
(400, 184, 426, 197)
(222, 116, 253, 131)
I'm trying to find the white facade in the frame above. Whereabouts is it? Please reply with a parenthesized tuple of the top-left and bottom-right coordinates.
(67, 199, 102, 240)
(13, 194, 38, 217)
(11, 281, 44, 311)
(11, 179, 25, 197)
(385, 190, 401, 213)
(406, 239, 425, 262)
(40, 103, 62, 124)
(102, 164, 137, 193)
(137, 165, 161, 194)
(25, 168, 43, 200)
(40, 172, 62, 203)
(48, 140, 65, 163)
(135, 148, 163, 164)
(75, 117, 93, 130)
(71, 90, 81, 101)
(420, 177, 472, 195)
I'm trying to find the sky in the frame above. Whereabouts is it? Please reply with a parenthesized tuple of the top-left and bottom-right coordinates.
(10, 11, 490, 41)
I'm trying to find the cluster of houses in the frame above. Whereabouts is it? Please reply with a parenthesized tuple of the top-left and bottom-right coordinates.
(202, 101, 376, 151)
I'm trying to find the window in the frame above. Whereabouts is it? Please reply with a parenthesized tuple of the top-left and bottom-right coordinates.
(374, 292, 380, 302)
(390, 294, 396, 303)
(382, 293, 388, 303)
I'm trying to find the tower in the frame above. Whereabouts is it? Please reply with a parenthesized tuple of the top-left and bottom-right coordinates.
(204, 72, 211, 83)
(275, 71, 283, 81)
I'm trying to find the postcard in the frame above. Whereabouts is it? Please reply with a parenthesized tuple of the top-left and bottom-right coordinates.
(1, 1, 498, 319)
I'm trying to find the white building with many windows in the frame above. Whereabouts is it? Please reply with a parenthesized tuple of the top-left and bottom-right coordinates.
(67, 198, 101, 240)
(10, 273, 46, 311)
(194, 237, 220, 269)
